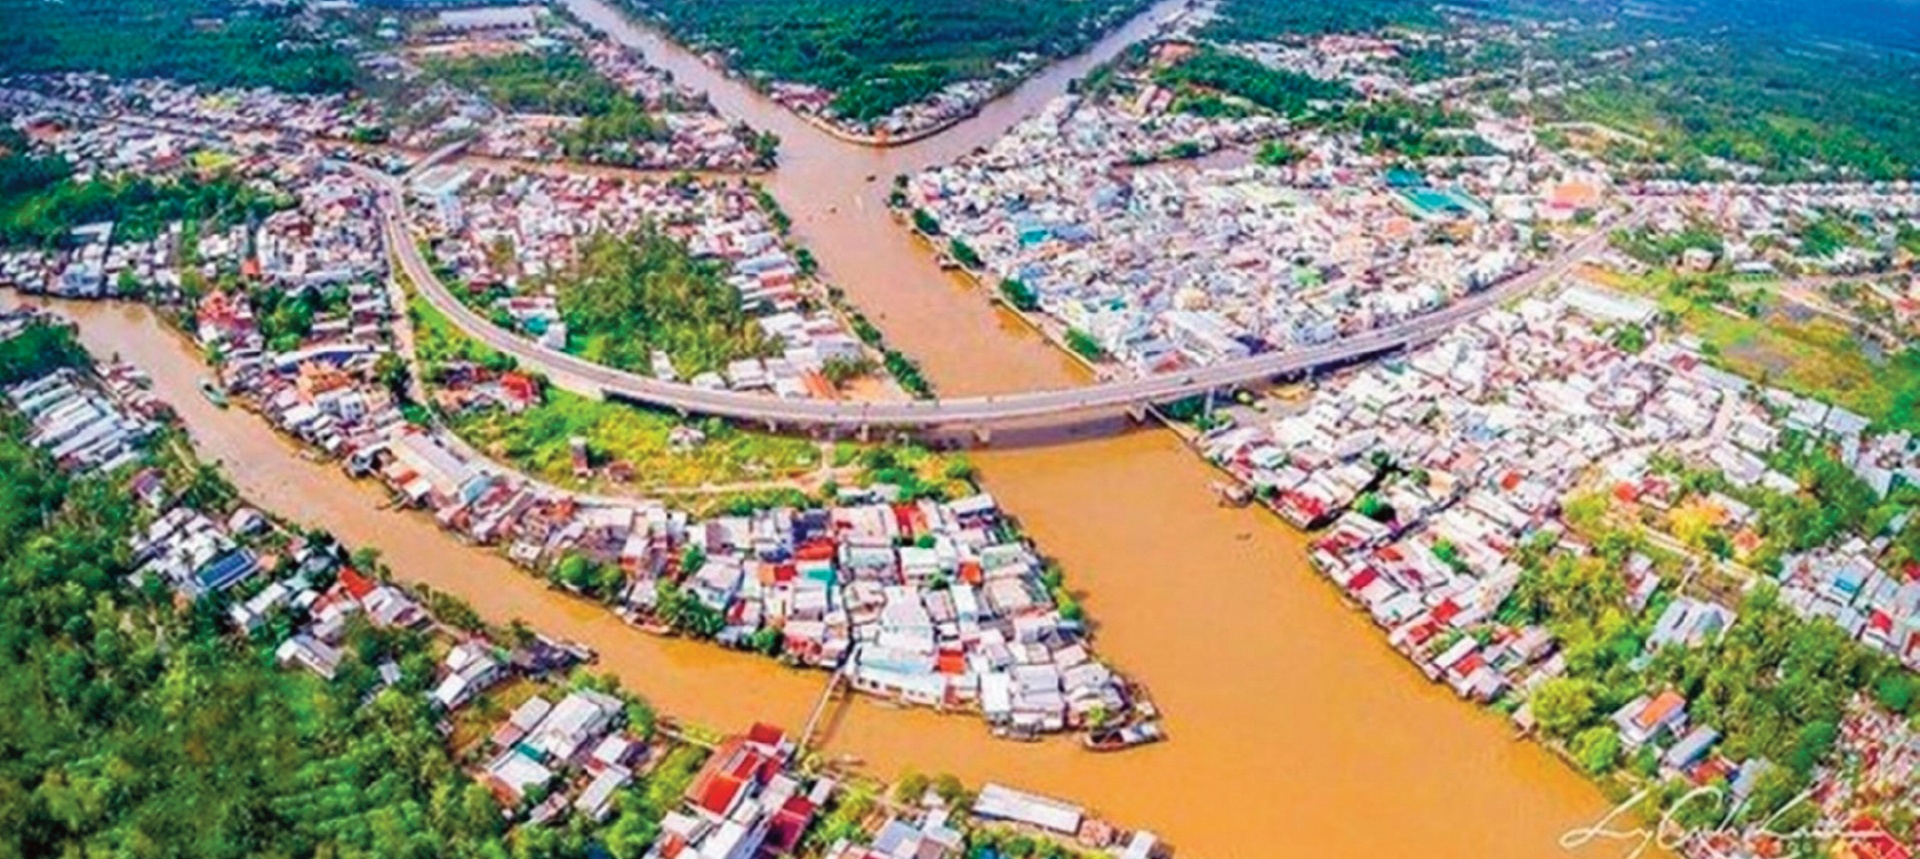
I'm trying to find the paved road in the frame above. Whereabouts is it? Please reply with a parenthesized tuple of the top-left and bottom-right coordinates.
(370, 165, 1634, 430)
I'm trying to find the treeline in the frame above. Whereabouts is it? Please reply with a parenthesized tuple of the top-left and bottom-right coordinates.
(0, 324, 702, 858)
(252, 282, 353, 354)
(562, 107, 673, 159)
(1611, 222, 1726, 268)
(1454, 3, 1920, 181)
(433, 51, 659, 134)
(0, 356, 520, 857)
(1635, 437, 1917, 577)
(0, 162, 285, 251)
(556, 230, 777, 377)
(0, 322, 90, 387)
(1199, 0, 1445, 43)
(1155, 48, 1352, 119)
(1335, 100, 1490, 159)
(1650, 592, 1896, 784)
(1753, 432, 1918, 564)
(1532, 36, 1920, 181)
(1508, 523, 1917, 820)
(842, 310, 933, 399)
(1198, 0, 1920, 181)
(0, 131, 71, 206)
(629, 0, 1155, 121)
(0, 0, 355, 94)
(430, 50, 672, 158)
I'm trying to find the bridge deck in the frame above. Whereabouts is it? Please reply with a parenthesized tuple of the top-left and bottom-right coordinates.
(370, 164, 1636, 432)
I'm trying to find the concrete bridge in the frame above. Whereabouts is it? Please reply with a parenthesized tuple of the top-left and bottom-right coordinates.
(368, 165, 1635, 434)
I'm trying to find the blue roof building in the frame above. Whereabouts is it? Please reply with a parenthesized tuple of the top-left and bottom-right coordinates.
(194, 549, 260, 597)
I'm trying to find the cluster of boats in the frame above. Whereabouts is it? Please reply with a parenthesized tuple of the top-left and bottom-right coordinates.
(988, 696, 1166, 752)
(1084, 719, 1165, 752)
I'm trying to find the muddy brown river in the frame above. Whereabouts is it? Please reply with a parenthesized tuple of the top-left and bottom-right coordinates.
(13, 3, 1649, 854)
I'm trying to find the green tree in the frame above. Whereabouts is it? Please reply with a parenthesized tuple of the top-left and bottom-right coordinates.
(894, 770, 931, 804)
(948, 238, 983, 269)
(1064, 329, 1104, 361)
(554, 230, 776, 377)
(376, 352, 412, 398)
(911, 208, 942, 236)
(1000, 278, 1039, 311)
(1530, 678, 1600, 739)
(1571, 726, 1622, 774)
(1256, 139, 1303, 166)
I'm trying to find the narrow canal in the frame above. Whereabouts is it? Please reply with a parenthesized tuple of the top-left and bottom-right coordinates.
(18, 2, 1646, 853)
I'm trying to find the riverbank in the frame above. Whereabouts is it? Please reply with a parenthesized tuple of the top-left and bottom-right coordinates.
(38, 265, 1143, 747)
(572, 28, 976, 150)
(895, 214, 1117, 385)
(606, 0, 1176, 152)
(16, 274, 1641, 859)
(6, 0, 1651, 852)
(2, 303, 1177, 859)
(789, 99, 979, 150)
(550, 0, 1645, 855)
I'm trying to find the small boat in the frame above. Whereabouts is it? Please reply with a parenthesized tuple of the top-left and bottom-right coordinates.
(1212, 480, 1252, 507)
(992, 725, 1044, 743)
(1083, 721, 1164, 752)
(198, 377, 229, 408)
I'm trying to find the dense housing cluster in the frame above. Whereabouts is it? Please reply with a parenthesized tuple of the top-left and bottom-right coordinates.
(1199, 284, 1920, 848)
(369, 6, 771, 170)
(908, 35, 1607, 374)
(0, 308, 1169, 858)
(414, 167, 874, 395)
(364, 419, 1141, 738)
(0, 103, 1138, 745)
(9, 0, 1920, 854)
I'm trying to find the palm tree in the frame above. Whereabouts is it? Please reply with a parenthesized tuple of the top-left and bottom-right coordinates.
(179, 461, 235, 511)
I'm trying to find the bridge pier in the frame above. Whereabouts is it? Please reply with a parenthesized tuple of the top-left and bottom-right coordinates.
(972, 425, 993, 446)
(1126, 403, 1148, 423)
(856, 424, 871, 444)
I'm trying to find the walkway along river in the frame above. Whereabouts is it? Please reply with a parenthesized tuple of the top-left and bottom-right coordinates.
(25, 2, 1653, 854)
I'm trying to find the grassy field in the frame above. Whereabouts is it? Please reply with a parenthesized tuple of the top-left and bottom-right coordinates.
(403, 276, 993, 500)
(450, 401, 822, 490)
(408, 289, 823, 491)
(1588, 269, 1920, 431)
(452, 400, 822, 490)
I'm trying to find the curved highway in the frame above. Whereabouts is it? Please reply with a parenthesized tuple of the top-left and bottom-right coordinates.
(372, 167, 1633, 430)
